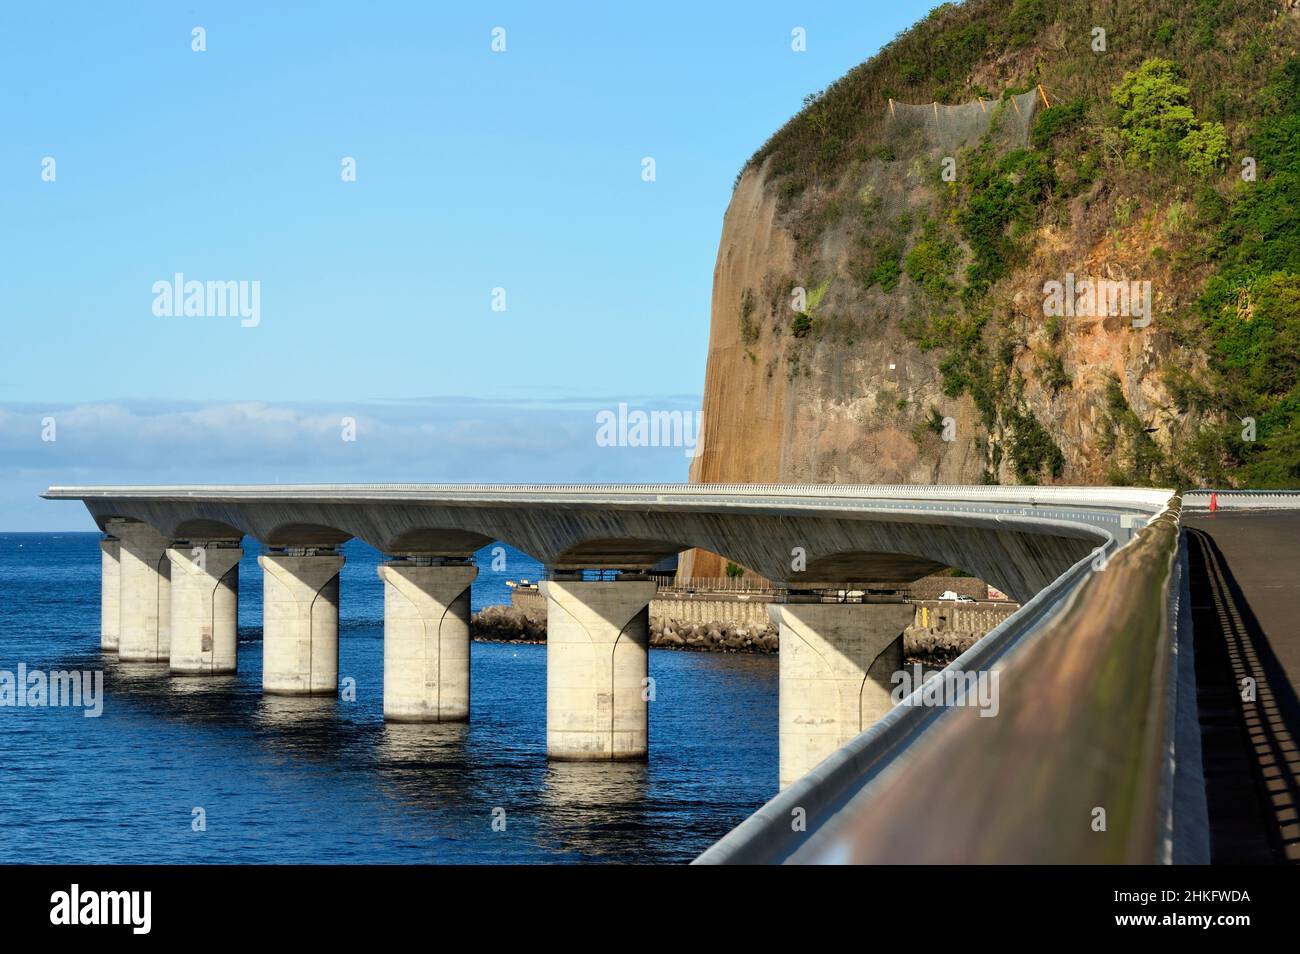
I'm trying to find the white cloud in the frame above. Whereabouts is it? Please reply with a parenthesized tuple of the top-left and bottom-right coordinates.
(1, 395, 703, 530)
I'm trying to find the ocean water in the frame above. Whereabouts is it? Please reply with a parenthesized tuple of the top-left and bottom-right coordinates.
(0, 533, 777, 864)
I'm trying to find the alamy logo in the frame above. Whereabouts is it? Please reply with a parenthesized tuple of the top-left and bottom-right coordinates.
(50, 884, 151, 934)
(0, 664, 103, 717)
(1042, 272, 1152, 328)
(891, 664, 1000, 717)
(152, 272, 261, 327)
(595, 403, 703, 458)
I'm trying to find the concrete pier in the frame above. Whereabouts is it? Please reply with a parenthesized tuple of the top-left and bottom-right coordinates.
(771, 601, 914, 788)
(167, 543, 243, 674)
(258, 549, 344, 695)
(99, 537, 120, 651)
(113, 519, 172, 663)
(377, 560, 477, 722)
(540, 579, 658, 761)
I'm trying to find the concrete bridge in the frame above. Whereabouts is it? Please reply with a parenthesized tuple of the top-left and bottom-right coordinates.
(45, 483, 1170, 790)
(692, 490, 1300, 864)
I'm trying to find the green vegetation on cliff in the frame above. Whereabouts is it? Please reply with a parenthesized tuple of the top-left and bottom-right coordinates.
(1183, 57, 1300, 486)
(738, 0, 1298, 488)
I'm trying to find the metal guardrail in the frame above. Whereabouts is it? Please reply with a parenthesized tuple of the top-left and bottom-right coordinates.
(1183, 489, 1300, 510)
(657, 577, 777, 595)
(697, 492, 1187, 864)
(42, 482, 1174, 511)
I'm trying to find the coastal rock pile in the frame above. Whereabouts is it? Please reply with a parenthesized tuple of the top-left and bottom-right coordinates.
(470, 609, 980, 666)
(650, 618, 779, 653)
(469, 606, 780, 654)
(471, 605, 546, 642)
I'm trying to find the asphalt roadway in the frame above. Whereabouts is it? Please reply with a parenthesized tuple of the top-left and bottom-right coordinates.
(1185, 511, 1300, 863)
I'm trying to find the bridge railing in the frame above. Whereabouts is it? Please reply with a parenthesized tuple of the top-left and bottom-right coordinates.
(697, 491, 1196, 864)
(655, 576, 778, 595)
(1184, 489, 1300, 510)
(43, 482, 1174, 513)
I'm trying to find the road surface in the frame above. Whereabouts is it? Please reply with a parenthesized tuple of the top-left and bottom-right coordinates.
(1185, 511, 1300, 863)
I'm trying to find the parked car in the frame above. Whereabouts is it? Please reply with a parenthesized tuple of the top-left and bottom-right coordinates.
(938, 590, 976, 603)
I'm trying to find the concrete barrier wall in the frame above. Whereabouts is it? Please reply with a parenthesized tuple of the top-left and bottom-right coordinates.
(695, 495, 1185, 865)
(668, 574, 993, 601)
(512, 588, 773, 630)
(906, 577, 988, 601)
(912, 602, 1019, 632)
(510, 590, 546, 618)
(1184, 490, 1300, 510)
(512, 589, 1017, 635)
(650, 595, 772, 629)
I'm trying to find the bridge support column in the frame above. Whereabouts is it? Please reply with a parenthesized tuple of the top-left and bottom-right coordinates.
(540, 579, 658, 761)
(377, 560, 477, 722)
(771, 602, 914, 789)
(167, 543, 243, 674)
(113, 519, 172, 663)
(258, 548, 344, 695)
(99, 536, 120, 652)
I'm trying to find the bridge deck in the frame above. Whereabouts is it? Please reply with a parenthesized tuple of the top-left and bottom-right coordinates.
(1185, 512, 1300, 863)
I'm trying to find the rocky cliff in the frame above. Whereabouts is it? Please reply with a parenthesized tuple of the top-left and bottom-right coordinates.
(687, 1, 1300, 583)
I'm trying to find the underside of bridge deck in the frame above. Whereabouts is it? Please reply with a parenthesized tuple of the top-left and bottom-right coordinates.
(49, 485, 1155, 775)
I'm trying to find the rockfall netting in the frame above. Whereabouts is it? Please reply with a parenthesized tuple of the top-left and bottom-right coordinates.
(883, 89, 1041, 156)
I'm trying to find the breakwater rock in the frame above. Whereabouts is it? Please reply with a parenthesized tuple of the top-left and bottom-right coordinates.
(904, 625, 979, 667)
(470, 605, 779, 653)
(652, 618, 779, 653)
(472, 605, 547, 642)
(471, 607, 981, 666)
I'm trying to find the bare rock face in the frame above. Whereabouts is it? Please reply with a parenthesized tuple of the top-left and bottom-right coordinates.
(686, 134, 1198, 582)
(684, 155, 1005, 578)
(676, 0, 1300, 582)
(690, 164, 797, 490)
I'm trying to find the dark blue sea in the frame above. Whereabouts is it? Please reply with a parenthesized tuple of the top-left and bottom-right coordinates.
(0, 533, 777, 864)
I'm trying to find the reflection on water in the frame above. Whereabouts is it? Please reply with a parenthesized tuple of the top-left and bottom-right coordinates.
(373, 722, 476, 814)
(376, 721, 471, 766)
(167, 673, 241, 696)
(257, 694, 341, 728)
(113, 660, 174, 689)
(538, 762, 652, 860)
(0, 533, 778, 863)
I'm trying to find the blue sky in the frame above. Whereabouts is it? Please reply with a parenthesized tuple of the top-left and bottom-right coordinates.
(1, 1, 933, 529)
